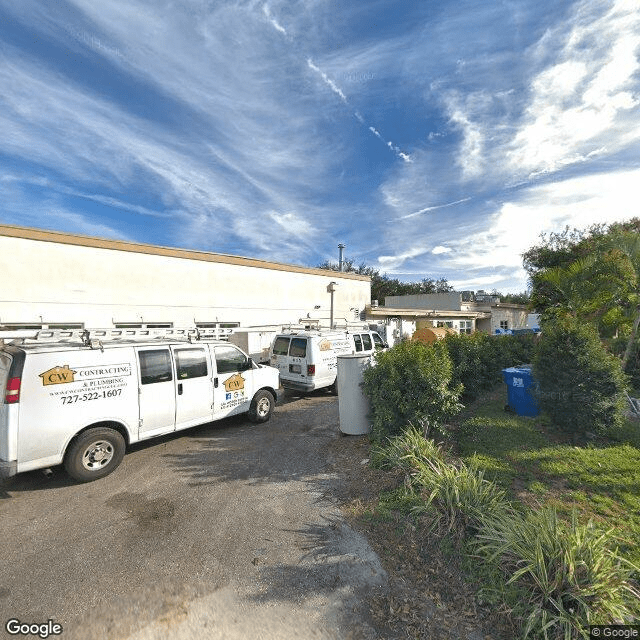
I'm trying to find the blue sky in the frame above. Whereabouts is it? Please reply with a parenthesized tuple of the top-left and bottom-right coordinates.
(1, 0, 639, 293)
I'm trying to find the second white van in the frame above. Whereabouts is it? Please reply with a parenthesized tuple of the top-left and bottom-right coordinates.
(269, 329, 386, 393)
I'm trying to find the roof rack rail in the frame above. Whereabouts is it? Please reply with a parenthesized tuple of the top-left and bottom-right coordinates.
(0, 326, 228, 345)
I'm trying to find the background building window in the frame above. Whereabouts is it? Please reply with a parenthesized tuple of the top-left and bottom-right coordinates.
(459, 320, 472, 334)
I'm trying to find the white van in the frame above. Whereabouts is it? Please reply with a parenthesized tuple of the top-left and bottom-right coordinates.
(0, 328, 281, 482)
(269, 329, 386, 393)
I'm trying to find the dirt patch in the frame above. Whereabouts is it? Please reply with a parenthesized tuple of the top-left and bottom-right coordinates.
(326, 433, 518, 640)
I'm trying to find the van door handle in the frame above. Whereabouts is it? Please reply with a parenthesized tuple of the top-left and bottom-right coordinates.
(178, 383, 183, 395)
(214, 377, 218, 388)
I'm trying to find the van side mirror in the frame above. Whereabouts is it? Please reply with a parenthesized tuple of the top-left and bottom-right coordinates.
(244, 358, 255, 370)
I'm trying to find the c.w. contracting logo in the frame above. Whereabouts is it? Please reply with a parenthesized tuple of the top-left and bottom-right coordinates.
(39, 365, 77, 386)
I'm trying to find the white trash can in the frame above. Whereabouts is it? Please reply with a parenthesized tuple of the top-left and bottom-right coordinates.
(337, 354, 372, 435)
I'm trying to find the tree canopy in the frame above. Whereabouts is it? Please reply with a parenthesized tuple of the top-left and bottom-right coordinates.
(317, 259, 452, 304)
(523, 218, 640, 368)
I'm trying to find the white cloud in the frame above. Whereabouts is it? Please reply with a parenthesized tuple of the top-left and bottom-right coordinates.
(432, 246, 451, 255)
(377, 247, 429, 271)
(446, 95, 486, 178)
(449, 274, 506, 290)
(263, 3, 287, 35)
(269, 211, 317, 237)
(508, 0, 640, 176)
(399, 197, 472, 220)
(307, 59, 348, 103)
(443, 168, 640, 275)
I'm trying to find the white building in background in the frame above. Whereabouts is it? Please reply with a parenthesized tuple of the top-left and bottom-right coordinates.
(367, 291, 528, 343)
(0, 225, 371, 334)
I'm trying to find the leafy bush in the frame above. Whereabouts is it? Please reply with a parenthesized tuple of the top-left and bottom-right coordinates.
(532, 318, 628, 438)
(475, 508, 640, 639)
(362, 340, 463, 441)
(443, 332, 537, 400)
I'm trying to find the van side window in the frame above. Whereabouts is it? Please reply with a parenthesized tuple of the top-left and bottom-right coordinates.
(214, 345, 250, 374)
(139, 349, 173, 385)
(175, 348, 208, 379)
(272, 337, 290, 356)
(372, 332, 384, 348)
(361, 334, 373, 351)
(353, 334, 363, 352)
(289, 338, 307, 358)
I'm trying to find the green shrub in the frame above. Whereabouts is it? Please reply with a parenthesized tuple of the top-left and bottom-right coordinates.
(532, 318, 628, 438)
(444, 332, 537, 400)
(362, 340, 463, 441)
(608, 335, 640, 392)
(475, 508, 640, 639)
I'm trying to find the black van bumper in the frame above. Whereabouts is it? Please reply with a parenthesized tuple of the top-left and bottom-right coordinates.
(0, 459, 17, 478)
(280, 380, 316, 392)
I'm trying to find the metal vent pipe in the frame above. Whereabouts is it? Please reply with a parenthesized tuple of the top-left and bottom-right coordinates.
(338, 243, 345, 272)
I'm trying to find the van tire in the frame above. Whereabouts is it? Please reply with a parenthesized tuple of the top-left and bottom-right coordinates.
(248, 390, 274, 423)
(64, 427, 126, 482)
(329, 378, 338, 395)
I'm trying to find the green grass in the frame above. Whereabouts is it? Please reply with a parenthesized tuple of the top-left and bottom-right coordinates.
(453, 392, 640, 569)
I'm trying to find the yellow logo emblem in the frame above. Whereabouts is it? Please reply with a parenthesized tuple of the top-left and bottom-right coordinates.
(223, 373, 245, 392)
(319, 339, 332, 352)
(39, 365, 77, 386)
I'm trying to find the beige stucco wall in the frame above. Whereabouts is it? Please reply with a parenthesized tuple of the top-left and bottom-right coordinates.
(489, 307, 528, 333)
(0, 227, 370, 329)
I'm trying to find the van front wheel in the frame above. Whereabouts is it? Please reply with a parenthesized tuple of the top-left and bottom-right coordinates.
(64, 427, 126, 482)
(248, 390, 274, 423)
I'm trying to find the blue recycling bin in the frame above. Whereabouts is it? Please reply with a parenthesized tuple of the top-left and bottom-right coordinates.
(502, 365, 539, 417)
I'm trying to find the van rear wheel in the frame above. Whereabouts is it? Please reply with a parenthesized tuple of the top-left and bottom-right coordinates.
(64, 427, 125, 482)
(248, 390, 274, 423)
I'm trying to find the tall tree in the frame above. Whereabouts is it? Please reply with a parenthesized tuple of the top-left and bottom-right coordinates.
(525, 219, 640, 368)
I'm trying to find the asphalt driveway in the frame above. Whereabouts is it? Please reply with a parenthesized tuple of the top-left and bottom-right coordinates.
(0, 392, 386, 640)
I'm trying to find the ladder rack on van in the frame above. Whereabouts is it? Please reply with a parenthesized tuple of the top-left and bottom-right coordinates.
(0, 326, 226, 345)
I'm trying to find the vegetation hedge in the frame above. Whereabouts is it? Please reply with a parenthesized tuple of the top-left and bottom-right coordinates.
(532, 317, 628, 439)
(608, 335, 640, 392)
(443, 332, 537, 400)
(361, 340, 463, 442)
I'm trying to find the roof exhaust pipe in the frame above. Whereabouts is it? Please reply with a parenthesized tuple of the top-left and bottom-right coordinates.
(338, 243, 345, 272)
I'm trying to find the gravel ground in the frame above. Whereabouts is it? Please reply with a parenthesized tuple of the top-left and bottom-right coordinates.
(1, 390, 516, 640)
